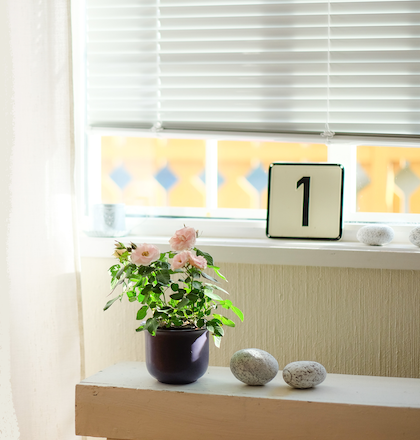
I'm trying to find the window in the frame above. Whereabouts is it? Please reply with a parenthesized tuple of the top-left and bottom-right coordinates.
(72, 0, 420, 236)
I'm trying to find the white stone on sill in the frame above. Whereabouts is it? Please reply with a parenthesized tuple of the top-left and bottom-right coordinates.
(409, 226, 420, 247)
(356, 225, 394, 246)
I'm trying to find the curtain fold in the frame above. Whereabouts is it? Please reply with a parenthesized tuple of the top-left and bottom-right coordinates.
(2, 0, 82, 439)
(0, 1, 20, 438)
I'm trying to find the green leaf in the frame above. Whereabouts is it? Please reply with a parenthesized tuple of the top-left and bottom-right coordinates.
(170, 292, 184, 300)
(206, 324, 214, 334)
(197, 318, 205, 328)
(110, 277, 120, 290)
(201, 272, 219, 283)
(145, 317, 159, 335)
(192, 281, 202, 289)
(186, 293, 198, 303)
(155, 260, 170, 270)
(116, 266, 125, 279)
(195, 248, 214, 266)
(177, 298, 189, 309)
(230, 306, 244, 322)
(203, 287, 223, 301)
(171, 283, 179, 291)
(108, 264, 121, 277)
(141, 284, 153, 295)
(126, 290, 136, 299)
(157, 269, 171, 285)
(169, 269, 183, 274)
(172, 317, 182, 326)
(109, 272, 126, 295)
(159, 252, 167, 261)
(135, 325, 145, 332)
(209, 265, 227, 281)
(103, 295, 121, 311)
(219, 299, 232, 309)
(139, 266, 154, 276)
(220, 316, 235, 327)
(213, 335, 222, 348)
(136, 306, 148, 320)
(206, 283, 229, 294)
(213, 325, 224, 337)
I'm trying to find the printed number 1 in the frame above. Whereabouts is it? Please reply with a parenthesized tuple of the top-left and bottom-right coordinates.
(297, 176, 310, 227)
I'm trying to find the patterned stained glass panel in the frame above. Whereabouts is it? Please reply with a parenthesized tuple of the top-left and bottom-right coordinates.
(217, 141, 328, 210)
(357, 146, 420, 214)
(101, 137, 206, 208)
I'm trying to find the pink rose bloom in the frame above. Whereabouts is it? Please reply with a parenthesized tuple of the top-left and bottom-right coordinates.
(131, 243, 160, 266)
(171, 251, 191, 270)
(169, 227, 197, 251)
(188, 253, 207, 270)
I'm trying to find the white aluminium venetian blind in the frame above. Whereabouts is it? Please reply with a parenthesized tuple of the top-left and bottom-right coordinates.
(86, 0, 420, 137)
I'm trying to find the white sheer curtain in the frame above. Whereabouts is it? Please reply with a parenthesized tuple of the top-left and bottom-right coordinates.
(1, 1, 82, 439)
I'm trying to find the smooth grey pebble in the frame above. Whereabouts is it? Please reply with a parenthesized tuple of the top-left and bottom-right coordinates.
(282, 361, 327, 389)
(230, 348, 279, 386)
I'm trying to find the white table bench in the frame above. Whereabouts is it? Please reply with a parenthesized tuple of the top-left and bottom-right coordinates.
(76, 362, 420, 440)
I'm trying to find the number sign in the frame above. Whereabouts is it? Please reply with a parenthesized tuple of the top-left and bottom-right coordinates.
(266, 163, 344, 240)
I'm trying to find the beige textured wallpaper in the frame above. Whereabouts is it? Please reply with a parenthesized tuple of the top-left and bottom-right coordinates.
(81, 257, 420, 379)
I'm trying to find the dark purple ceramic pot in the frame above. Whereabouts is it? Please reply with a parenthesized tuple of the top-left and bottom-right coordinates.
(145, 327, 209, 384)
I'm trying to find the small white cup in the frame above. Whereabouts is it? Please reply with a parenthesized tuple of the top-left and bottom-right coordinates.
(92, 203, 126, 237)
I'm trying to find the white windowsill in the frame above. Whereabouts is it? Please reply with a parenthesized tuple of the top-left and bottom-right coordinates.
(79, 232, 420, 271)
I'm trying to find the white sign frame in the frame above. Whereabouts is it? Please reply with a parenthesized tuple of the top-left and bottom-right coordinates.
(266, 163, 344, 240)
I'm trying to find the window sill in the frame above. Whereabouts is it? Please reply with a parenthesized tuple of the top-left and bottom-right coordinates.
(79, 233, 420, 271)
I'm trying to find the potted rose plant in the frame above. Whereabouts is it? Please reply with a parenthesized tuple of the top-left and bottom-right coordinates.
(104, 226, 244, 384)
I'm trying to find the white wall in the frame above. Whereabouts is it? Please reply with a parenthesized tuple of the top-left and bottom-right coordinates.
(81, 257, 420, 379)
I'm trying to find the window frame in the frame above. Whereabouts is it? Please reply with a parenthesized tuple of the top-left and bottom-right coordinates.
(71, 0, 420, 264)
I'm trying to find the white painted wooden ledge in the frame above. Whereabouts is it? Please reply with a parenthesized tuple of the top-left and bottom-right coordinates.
(75, 362, 420, 440)
(80, 235, 420, 270)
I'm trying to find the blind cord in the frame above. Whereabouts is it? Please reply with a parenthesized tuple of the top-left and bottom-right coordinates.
(153, 0, 162, 132)
(321, 0, 335, 140)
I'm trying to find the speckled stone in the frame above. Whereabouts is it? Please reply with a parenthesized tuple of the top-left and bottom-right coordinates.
(230, 348, 279, 386)
(409, 227, 420, 247)
(282, 361, 327, 389)
(356, 225, 394, 246)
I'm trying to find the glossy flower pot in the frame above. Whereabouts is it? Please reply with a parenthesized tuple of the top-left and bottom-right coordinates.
(145, 328, 209, 384)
